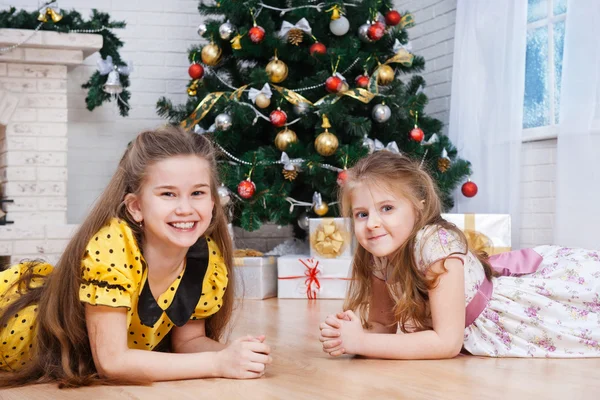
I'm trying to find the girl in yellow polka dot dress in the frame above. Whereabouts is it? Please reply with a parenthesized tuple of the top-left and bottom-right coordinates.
(0, 126, 271, 388)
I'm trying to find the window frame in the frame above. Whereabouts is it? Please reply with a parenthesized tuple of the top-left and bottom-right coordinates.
(522, 0, 567, 142)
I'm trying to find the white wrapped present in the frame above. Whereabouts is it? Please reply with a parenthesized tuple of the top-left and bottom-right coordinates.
(441, 213, 511, 255)
(277, 255, 352, 299)
(233, 256, 277, 299)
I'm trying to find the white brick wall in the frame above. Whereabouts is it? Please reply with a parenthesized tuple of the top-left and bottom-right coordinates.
(395, 0, 457, 134)
(0, 0, 204, 223)
(520, 139, 556, 248)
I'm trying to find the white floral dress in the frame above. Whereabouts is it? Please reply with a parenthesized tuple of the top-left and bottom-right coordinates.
(375, 225, 600, 358)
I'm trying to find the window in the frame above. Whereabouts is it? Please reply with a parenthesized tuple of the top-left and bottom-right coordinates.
(523, 0, 567, 137)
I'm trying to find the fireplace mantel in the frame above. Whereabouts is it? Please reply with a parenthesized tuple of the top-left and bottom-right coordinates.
(0, 28, 102, 264)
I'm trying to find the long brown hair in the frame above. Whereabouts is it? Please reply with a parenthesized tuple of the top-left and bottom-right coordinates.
(341, 152, 494, 333)
(0, 125, 235, 388)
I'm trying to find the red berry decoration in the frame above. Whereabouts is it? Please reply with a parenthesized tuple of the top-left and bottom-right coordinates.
(188, 63, 204, 80)
(385, 10, 402, 26)
(249, 25, 265, 43)
(337, 170, 348, 186)
(461, 180, 478, 198)
(355, 74, 369, 88)
(310, 42, 327, 56)
(269, 109, 287, 127)
(237, 178, 256, 199)
(410, 126, 424, 142)
(367, 21, 386, 41)
(325, 76, 344, 93)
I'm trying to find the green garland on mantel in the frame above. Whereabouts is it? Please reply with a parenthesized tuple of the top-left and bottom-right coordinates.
(0, 3, 130, 116)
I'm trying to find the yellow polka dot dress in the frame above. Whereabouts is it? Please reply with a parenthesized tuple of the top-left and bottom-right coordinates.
(0, 218, 228, 371)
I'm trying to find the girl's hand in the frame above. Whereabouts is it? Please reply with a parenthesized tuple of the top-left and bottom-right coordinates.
(216, 335, 272, 379)
(322, 310, 365, 357)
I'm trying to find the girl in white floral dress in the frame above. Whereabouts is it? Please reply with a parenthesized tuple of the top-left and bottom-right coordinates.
(319, 152, 600, 359)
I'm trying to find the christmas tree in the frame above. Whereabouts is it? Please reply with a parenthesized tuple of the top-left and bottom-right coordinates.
(156, 0, 473, 235)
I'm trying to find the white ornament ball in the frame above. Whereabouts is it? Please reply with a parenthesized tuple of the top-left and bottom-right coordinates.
(217, 185, 231, 205)
(358, 23, 372, 43)
(215, 113, 233, 131)
(297, 212, 310, 231)
(197, 23, 207, 36)
(219, 21, 236, 40)
(372, 104, 392, 123)
(329, 16, 350, 36)
(293, 101, 310, 115)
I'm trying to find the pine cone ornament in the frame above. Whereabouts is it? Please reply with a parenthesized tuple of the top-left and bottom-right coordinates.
(288, 28, 304, 45)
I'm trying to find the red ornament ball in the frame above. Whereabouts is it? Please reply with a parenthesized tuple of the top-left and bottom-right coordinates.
(461, 180, 478, 198)
(355, 74, 369, 88)
(337, 170, 348, 186)
(249, 25, 266, 43)
(309, 42, 327, 56)
(269, 109, 288, 127)
(367, 22, 386, 41)
(325, 76, 344, 93)
(385, 10, 402, 26)
(237, 179, 256, 199)
(188, 63, 204, 80)
(410, 127, 424, 142)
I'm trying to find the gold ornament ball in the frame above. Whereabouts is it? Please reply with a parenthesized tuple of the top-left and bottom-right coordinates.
(314, 202, 329, 216)
(314, 130, 339, 156)
(255, 93, 271, 109)
(377, 65, 395, 85)
(275, 128, 298, 151)
(266, 59, 288, 83)
(201, 43, 222, 66)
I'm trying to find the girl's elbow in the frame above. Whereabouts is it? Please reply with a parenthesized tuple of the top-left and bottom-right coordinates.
(444, 338, 464, 358)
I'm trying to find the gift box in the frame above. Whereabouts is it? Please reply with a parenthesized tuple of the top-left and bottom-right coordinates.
(309, 218, 354, 259)
(233, 256, 277, 299)
(441, 214, 511, 255)
(277, 255, 352, 299)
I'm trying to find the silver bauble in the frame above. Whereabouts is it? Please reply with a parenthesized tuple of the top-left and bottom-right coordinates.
(358, 23, 373, 43)
(217, 184, 231, 205)
(372, 104, 392, 123)
(215, 113, 232, 131)
(219, 21, 236, 40)
(197, 23, 207, 36)
(293, 101, 310, 115)
(297, 211, 310, 231)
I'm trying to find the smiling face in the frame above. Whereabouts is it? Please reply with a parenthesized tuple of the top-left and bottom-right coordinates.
(350, 181, 418, 258)
(125, 155, 215, 251)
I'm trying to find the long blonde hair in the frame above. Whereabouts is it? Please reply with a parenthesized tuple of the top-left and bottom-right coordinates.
(0, 125, 234, 388)
(340, 152, 493, 333)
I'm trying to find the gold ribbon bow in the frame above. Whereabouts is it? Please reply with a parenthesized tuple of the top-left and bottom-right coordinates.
(310, 219, 349, 258)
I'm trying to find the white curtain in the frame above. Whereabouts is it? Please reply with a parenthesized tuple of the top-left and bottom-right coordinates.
(554, 0, 600, 250)
(448, 0, 528, 249)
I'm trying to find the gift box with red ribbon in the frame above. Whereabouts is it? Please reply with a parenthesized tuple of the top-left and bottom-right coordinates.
(277, 255, 352, 299)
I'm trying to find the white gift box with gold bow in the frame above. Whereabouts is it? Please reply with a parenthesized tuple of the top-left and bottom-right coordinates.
(309, 218, 354, 259)
(441, 214, 511, 255)
(277, 256, 352, 299)
(233, 256, 277, 299)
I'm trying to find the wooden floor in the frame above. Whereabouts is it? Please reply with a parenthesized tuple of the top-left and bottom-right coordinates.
(2, 299, 599, 400)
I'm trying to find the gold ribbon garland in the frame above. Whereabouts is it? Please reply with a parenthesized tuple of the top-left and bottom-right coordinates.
(180, 85, 249, 130)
